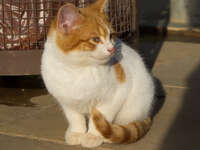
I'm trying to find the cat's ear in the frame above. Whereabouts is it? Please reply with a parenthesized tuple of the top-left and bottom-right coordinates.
(57, 4, 84, 34)
(90, 0, 108, 12)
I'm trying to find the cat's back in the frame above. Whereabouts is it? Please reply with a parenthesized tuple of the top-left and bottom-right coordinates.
(114, 40, 154, 95)
(114, 40, 147, 76)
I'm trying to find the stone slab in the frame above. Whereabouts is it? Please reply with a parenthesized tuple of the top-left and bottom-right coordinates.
(0, 93, 56, 125)
(1, 86, 200, 150)
(0, 134, 81, 150)
(152, 41, 200, 87)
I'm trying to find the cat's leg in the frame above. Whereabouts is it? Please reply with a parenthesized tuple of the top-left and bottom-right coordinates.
(81, 101, 122, 148)
(62, 106, 87, 145)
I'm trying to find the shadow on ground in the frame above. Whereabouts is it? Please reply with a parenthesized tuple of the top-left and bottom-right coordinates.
(138, 0, 170, 69)
(138, 0, 170, 28)
(151, 77, 166, 119)
(159, 65, 200, 150)
(187, 0, 200, 28)
(139, 33, 167, 69)
(0, 76, 47, 107)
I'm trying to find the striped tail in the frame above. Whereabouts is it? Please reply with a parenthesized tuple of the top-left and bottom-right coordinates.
(92, 108, 152, 144)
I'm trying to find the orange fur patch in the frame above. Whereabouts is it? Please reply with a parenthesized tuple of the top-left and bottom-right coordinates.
(114, 63, 126, 83)
(92, 108, 152, 144)
(47, 2, 112, 54)
(47, 18, 57, 37)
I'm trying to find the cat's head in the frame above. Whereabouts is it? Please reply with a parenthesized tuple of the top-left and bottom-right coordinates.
(51, 0, 115, 65)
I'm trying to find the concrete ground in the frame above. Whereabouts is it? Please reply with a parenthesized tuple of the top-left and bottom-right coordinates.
(0, 36, 200, 150)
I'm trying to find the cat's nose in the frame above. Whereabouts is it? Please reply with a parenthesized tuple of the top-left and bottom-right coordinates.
(108, 47, 115, 54)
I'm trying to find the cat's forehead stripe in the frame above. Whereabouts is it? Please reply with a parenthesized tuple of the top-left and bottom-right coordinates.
(97, 20, 109, 39)
(99, 27, 105, 37)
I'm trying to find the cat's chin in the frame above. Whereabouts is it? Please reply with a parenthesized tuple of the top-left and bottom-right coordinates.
(89, 55, 112, 65)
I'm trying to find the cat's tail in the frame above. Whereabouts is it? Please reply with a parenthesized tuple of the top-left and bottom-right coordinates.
(92, 108, 152, 144)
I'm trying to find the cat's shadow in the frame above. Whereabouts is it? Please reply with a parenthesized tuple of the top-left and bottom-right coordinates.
(0, 76, 47, 107)
(151, 77, 166, 118)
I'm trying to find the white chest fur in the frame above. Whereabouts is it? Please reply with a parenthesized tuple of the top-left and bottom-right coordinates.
(41, 38, 122, 113)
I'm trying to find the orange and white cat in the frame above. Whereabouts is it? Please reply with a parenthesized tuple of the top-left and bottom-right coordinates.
(41, 0, 155, 148)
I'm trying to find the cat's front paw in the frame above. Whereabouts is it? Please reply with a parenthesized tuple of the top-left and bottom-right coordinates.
(81, 133, 104, 148)
(65, 131, 84, 145)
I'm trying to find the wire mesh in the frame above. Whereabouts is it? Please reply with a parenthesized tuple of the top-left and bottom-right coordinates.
(0, 0, 137, 50)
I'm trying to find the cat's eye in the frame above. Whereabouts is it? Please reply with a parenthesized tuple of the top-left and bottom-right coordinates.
(91, 37, 101, 43)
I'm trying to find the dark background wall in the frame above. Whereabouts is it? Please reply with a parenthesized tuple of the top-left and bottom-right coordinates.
(138, 0, 200, 29)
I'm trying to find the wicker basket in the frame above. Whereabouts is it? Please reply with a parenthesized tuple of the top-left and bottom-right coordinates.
(0, 0, 138, 75)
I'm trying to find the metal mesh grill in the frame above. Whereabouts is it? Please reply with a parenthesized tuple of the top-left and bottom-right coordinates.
(0, 0, 137, 51)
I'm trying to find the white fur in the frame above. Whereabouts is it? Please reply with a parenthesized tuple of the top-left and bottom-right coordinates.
(41, 30, 155, 147)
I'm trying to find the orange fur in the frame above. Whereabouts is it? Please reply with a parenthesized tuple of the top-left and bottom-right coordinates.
(48, 1, 112, 54)
(92, 108, 151, 144)
(47, 18, 57, 38)
(114, 63, 126, 83)
(87, 0, 108, 12)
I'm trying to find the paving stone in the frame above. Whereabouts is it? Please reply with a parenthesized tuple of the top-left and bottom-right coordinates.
(152, 41, 200, 87)
(0, 93, 56, 125)
(0, 134, 81, 150)
(0, 101, 66, 142)
(1, 86, 200, 150)
(104, 87, 200, 150)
